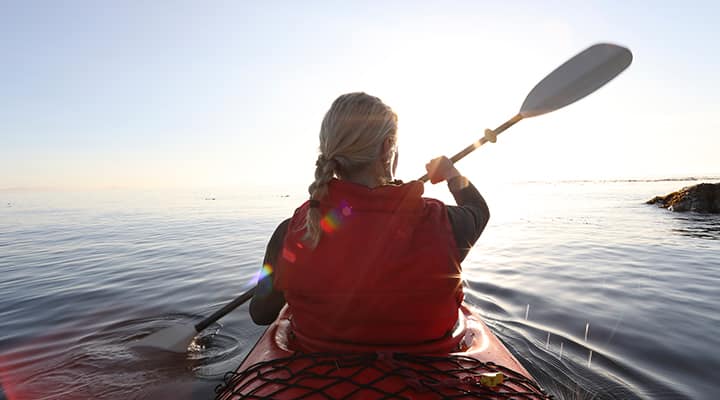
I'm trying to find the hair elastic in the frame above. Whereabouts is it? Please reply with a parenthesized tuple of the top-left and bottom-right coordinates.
(308, 200, 321, 208)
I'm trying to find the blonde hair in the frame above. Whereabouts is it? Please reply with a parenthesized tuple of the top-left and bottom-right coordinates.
(305, 92, 398, 247)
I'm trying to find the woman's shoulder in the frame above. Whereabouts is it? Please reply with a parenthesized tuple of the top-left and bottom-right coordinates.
(422, 196, 448, 209)
(270, 218, 292, 242)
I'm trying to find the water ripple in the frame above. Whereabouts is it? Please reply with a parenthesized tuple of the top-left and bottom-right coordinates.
(2, 184, 718, 399)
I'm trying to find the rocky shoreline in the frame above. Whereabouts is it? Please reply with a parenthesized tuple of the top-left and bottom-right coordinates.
(646, 183, 720, 213)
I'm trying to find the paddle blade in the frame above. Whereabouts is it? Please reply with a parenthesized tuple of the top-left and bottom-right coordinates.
(134, 324, 198, 353)
(520, 43, 632, 118)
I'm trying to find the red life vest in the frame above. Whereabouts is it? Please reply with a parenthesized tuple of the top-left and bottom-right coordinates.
(274, 179, 463, 348)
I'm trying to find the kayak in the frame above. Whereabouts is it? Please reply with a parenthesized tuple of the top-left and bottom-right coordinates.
(215, 303, 548, 399)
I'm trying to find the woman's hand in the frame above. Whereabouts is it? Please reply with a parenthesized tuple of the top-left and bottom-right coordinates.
(425, 156, 461, 184)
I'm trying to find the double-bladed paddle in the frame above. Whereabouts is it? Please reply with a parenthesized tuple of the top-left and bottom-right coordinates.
(137, 42, 633, 353)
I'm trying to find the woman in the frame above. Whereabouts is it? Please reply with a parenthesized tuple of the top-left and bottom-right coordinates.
(249, 92, 489, 348)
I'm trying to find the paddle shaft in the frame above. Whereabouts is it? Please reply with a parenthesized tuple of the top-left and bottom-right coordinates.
(194, 286, 256, 332)
(418, 113, 524, 182)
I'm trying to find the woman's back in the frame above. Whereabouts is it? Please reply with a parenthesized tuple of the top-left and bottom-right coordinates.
(275, 179, 462, 346)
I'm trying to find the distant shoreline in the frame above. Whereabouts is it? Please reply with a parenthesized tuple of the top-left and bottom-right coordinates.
(522, 176, 720, 185)
(2, 175, 720, 192)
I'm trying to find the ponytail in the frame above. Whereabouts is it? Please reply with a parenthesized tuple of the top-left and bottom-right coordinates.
(304, 155, 338, 247)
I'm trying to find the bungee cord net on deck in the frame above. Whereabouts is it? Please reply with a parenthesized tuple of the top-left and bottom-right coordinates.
(215, 352, 551, 399)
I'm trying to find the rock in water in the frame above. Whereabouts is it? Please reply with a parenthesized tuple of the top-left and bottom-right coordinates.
(646, 183, 720, 213)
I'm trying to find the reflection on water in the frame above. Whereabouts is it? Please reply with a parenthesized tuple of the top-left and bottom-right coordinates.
(469, 290, 649, 400)
(0, 313, 243, 399)
(1, 181, 719, 399)
(669, 213, 720, 240)
(465, 180, 719, 400)
(470, 288, 689, 400)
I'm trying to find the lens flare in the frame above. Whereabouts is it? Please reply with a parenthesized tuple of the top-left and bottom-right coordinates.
(281, 247, 297, 263)
(253, 263, 274, 285)
(320, 200, 352, 233)
(261, 263, 273, 277)
(320, 209, 341, 233)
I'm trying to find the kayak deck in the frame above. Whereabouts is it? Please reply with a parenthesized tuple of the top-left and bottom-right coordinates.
(216, 304, 548, 399)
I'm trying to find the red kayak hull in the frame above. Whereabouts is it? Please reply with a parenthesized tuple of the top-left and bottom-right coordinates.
(217, 304, 543, 399)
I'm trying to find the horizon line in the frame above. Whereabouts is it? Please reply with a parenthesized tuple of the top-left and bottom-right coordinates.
(3, 174, 719, 192)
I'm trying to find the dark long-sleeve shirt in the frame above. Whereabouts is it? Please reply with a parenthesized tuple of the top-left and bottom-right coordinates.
(446, 177, 490, 261)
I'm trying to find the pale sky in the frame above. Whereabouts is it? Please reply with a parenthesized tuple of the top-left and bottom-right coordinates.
(1, 1, 718, 191)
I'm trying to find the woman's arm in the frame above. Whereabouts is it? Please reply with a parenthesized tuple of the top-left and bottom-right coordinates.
(425, 157, 490, 262)
(249, 218, 290, 325)
(446, 177, 490, 262)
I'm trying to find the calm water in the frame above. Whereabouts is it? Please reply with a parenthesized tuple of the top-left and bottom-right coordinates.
(1, 179, 719, 400)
